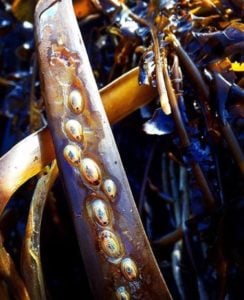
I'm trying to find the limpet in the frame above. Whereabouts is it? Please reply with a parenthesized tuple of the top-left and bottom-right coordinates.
(99, 230, 122, 258)
(80, 158, 101, 185)
(102, 179, 117, 200)
(65, 119, 83, 142)
(68, 89, 84, 114)
(90, 199, 110, 226)
(63, 144, 81, 166)
(116, 286, 130, 300)
(121, 258, 138, 281)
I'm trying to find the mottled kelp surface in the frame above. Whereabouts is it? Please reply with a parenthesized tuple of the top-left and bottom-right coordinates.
(0, 0, 243, 299)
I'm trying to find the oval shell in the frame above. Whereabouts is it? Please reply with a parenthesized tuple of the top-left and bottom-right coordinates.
(68, 89, 84, 114)
(80, 158, 101, 185)
(116, 287, 130, 300)
(63, 145, 80, 166)
(65, 119, 83, 142)
(99, 230, 122, 258)
(121, 258, 138, 281)
(90, 199, 110, 226)
(102, 179, 117, 200)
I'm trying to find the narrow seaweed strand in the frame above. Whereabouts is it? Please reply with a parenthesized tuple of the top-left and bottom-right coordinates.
(21, 161, 58, 300)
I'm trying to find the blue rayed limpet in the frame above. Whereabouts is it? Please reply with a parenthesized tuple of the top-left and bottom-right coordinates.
(90, 199, 110, 226)
(68, 89, 84, 114)
(116, 286, 130, 300)
(65, 119, 83, 142)
(63, 144, 81, 166)
(99, 230, 122, 259)
(121, 258, 138, 281)
(80, 158, 101, 185)
(102, 179, 117, 200)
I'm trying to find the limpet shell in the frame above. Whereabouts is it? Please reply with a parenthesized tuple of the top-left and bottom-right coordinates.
(63, 144, 80, 166)
(102, 179, 117, 200)
(99, 230, 122, 258)
(68, 89, 84, 114)
(90, 199, 110, 226)
(80, 158, 101, 185)
(65, 119, 83, 142)
(121, 258, 138, 281)
(116, 286, 130, 300)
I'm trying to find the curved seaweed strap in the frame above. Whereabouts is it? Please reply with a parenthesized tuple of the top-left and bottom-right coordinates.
(35, 0, 171, 299)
